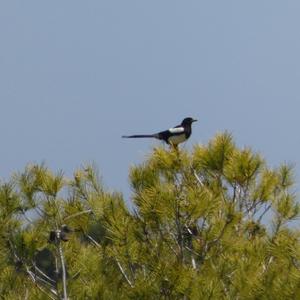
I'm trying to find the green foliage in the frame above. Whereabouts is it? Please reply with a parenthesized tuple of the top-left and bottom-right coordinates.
(0, 133, 299, 299)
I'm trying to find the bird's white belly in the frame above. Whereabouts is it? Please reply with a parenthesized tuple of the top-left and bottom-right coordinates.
(168, 134, 186, 145)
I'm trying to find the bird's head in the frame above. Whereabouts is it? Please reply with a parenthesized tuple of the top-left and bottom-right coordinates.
(181, 117, 197, 126)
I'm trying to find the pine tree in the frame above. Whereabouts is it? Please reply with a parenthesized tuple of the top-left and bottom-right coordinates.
(0, 132, 300, 299)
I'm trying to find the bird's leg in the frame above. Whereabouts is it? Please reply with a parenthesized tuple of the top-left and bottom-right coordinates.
(169, 142, 179, 152)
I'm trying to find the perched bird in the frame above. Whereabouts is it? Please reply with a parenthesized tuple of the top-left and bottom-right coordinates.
(122, 117, 197, 148)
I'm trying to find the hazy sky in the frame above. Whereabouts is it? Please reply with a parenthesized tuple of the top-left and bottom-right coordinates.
(0, 1, 299, 201)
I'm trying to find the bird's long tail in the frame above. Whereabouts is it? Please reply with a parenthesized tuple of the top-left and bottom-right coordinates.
(122, 134, 158, 138)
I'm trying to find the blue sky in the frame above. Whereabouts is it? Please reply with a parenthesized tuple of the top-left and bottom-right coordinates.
(0, 1, 299, 201)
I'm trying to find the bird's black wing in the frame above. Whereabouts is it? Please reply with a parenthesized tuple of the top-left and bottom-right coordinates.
(156, 126, 185, 143)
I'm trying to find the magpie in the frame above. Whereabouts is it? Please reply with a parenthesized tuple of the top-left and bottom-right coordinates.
(122, 117, 197, 147)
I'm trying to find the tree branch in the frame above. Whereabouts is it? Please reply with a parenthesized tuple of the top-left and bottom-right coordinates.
(63, 209, 92, 221)
(58, 243, 68, 300)
(192, 168, 204, 186)
(26, 267, 58, 300)
(257, 203, 272, 223)
(115, 258, 134, 288)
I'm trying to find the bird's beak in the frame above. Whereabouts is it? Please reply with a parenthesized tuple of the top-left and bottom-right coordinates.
(192, 119, 198, 123)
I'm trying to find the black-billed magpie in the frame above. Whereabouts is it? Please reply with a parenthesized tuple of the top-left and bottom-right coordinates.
(122, 117, 197, 147)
